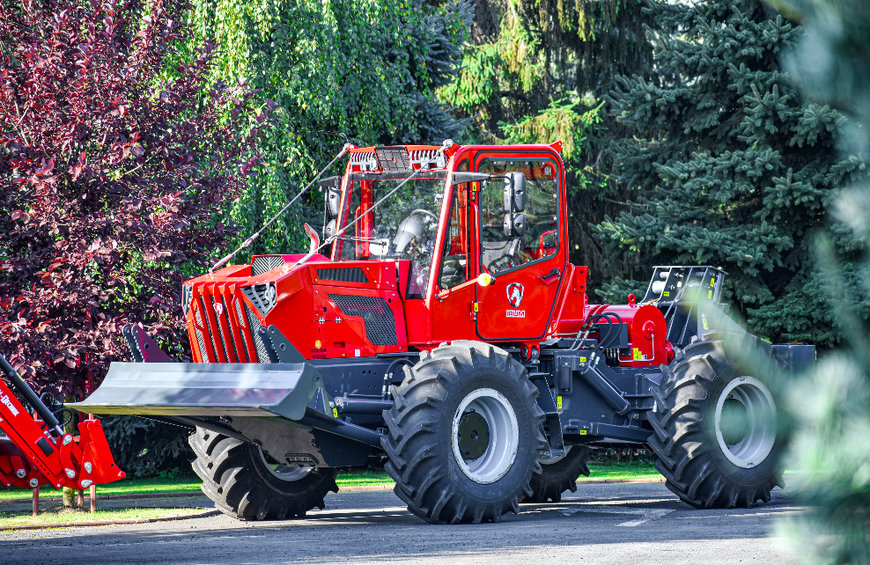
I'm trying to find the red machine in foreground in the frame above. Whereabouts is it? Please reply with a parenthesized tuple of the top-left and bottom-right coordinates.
(75, 142, 813, 524)
(0, 354, 124, 491)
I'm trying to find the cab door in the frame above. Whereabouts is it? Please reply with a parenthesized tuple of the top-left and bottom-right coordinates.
(474, 152, 566, 341)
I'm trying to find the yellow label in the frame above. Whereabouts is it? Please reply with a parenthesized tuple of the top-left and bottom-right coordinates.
(708, 290, 713, 299)
(473, 302, 479, 313)
(710, 277, 716, 287)
(579, 356, 587, 363)
(633, 348, 642, 361)
(332, 408, 339, 418)
(556, 396, 563, 410)
(702, 317, 709, 330)
(580, 429, 588, 436)
(663, 291, 670, 297)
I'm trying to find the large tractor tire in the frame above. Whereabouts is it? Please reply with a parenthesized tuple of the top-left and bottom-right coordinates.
(382, 341, 546, 523)
(524, 446, 590, 503)
(189, 427, 338, 520)
(647, 337, 781, 508)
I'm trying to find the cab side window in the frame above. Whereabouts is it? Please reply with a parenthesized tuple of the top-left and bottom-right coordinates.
(478, 158, 559, 273)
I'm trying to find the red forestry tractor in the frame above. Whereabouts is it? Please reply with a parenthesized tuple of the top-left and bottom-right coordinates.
(73, 141, 813, 523)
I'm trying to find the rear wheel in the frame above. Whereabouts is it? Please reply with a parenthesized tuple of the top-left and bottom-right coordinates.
(382, 341, 546, 523)
(525, 446, 590, 503)
(647, 338, 781, 508)
(189, 427, 338, 520)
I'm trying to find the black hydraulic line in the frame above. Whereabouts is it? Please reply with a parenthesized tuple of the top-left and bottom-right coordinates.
(0, 353, 63, 435)
(571, 311, 624, 350)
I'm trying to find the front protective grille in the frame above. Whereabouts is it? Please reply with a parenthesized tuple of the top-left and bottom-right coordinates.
(198, 297, 226, 360)
(316, 267, 368, 283)
(328, 294, 397, 346)
(252, 255, 287, 276)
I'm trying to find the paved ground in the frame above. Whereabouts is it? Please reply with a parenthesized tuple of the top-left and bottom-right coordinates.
(0, 482, 802, 564)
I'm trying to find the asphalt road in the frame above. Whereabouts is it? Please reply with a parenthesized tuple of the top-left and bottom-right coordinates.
(1, 482, 802, 565)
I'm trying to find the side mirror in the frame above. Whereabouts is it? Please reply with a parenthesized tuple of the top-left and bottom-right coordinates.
(503, 172, 526, 212)
(324, 218, 337, 239)
(319, 176, 342, 217)
(504, 213, 526, 237)
(326, 187, 341, 217)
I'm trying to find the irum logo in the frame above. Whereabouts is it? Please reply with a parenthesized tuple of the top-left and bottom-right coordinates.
(506, 282, 524, 308)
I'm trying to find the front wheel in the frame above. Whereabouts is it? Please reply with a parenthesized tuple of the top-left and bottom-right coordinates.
(189, 427, 339, 520)
(647, 338, 781, 508)
(382, 341, 546, 523)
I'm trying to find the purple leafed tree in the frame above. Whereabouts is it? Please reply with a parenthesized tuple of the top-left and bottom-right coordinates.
(0, 0, 265, 397)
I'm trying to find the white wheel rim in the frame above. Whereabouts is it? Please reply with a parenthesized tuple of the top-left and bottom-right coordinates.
(714, 376, 777, 469)
(451, 388, 520, 484)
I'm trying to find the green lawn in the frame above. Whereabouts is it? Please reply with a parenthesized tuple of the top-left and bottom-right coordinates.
(583, 461, 662, 481)
(0, 463, 660, 502)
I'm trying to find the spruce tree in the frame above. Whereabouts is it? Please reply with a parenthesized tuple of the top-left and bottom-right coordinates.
(599, 0, 864, 346)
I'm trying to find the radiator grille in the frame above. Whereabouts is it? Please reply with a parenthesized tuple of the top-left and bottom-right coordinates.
(316, 267, 369, 283)
(233, 297, 254, 362)
(328, 294, 397, 346)
(252, 255, 287, 276)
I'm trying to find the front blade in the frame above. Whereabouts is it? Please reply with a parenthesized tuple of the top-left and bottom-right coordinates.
(69, 362, 323, 420)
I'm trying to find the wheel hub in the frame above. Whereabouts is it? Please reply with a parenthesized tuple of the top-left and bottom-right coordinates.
(451, 388, 520, 484)
(457, 411, 490, 460)
(714, 376, 777, 469)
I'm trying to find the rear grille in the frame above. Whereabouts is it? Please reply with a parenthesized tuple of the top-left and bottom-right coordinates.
(328, 294, 397, 346)
(316, 267, 368, 283)
(252, 255, 287, 276)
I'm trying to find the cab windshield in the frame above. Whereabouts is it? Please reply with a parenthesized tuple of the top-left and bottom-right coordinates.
(336, 173, 446, 297)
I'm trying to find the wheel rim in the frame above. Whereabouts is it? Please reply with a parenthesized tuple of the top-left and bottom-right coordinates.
(451, 388, 519, 484)
(257, 448, 315, 482)
(714, 376, 776, 469)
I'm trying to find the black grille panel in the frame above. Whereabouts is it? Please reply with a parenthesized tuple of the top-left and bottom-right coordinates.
(316, 267, 369, 283)
(252, 255, 287, 276)
(328, 294, 397, 346)
(242, 283, 276, 316)
(245, 304, 270, 363)
(193, 309, 210, 361)
(233, 297, 254, 362)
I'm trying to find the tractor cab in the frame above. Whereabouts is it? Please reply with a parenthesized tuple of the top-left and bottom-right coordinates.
(326, 143, 571, 350)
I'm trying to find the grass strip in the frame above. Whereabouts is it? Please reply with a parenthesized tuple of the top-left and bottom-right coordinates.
(0, 462, 661, 501)
(0, 507, 204, 528)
